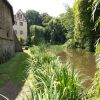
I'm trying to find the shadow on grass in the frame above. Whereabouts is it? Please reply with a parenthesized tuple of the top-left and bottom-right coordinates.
(0, 52, 30, 100)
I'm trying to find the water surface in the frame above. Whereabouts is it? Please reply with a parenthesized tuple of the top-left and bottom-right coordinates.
(56, 49, 97, 89)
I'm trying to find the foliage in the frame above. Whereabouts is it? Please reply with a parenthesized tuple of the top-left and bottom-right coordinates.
(92, 0, 100, 39)
(43, 26, 51, 42)
(41, 13, 52, 26)
(25, 10, 42, 26)
(26, 46, 87, 100)
(25, 10, 42, 45)
(74, 0, 96, 52)
(58, 6, 75, 48)
(19, 37, 25, 45)
(88, 43, 100, 99)
(48, 18, 67, 44)
(25, 10, 68, 45)
(63, 39, 75, 49)
(27, 15, 67, 45)
(92, 0, 100, 22)
(30, 25, 45, 45)
(59, 6, 74, 40)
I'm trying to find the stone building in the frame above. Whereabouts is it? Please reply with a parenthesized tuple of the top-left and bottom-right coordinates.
(0, 0, 22, 64)
(13, 9, 27, 44)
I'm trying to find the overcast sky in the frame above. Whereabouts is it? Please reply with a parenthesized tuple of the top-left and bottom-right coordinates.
(8, 0, 75, 16)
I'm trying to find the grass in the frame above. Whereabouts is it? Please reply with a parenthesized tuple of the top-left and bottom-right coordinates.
(26, 45, 87, 100)
(0, 52, 30, 85)
(88, 44, 100, 100)
(0, 51, 31, 99)
(1, 45, 98, 99)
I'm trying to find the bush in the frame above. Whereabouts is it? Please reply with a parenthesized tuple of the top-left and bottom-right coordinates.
(24, 46, 29, 50)
(48, 18, 66, 44)
(30, 25, 45, 45)
(63, 39, 75, 49)
(74, 0, 95, 52)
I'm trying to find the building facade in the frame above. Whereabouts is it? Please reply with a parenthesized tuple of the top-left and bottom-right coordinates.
(13, 9, 27, 44)
(0, 0, 23, 64)
(0, 0, 15, 63)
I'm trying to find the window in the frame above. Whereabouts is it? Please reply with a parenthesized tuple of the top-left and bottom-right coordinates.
(20, 22, 23, 26)
(19, 14, 22, 19)
(17, 13, 19, 18)
(17, 13, 23, 19)
(14, 30, 17, 34)
(20, 30, 23, 35)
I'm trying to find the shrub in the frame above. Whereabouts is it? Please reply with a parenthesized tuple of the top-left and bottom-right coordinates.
(74, 0, 95, 52)
(48, 18, 66, 44)
(63, 39, 75, 49)
(24, 46, 29, 50)
(30, 25, 45, 45)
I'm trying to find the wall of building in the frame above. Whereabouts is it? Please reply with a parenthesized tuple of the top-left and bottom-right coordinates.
(13, 32, 23, 52)
(13, 20, 27, 42)
(0, 38, 15, 63)
(13, 10, 27, 44)
(0, 0, 15, 63)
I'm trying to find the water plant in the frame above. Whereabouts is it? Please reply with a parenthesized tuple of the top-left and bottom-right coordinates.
(27, 46, 87, 100)
(88, 42, 100, 100)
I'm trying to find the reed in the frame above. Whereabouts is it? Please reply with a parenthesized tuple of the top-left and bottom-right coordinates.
(27, 46, 86, 100)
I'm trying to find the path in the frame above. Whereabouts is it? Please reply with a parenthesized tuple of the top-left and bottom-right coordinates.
(0, 51, 31, 100)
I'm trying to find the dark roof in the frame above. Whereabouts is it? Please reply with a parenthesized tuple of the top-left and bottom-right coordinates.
(3, 0, 15, 24)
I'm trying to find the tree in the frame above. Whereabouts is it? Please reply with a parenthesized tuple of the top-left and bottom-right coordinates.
(88, 2, 100, 98)
(74, 0, 96, 52)
(59, 6, 74, 40)
(25, 10, 42, 26)
(25, 10, 42, 45)
(92, 0, 100, 40)
(41, 13, 52, 26)
(48, 18, 67, 44)
(30, 25, 45, 45)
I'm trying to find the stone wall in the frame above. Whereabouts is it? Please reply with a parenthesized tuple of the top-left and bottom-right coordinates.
(0, 0, 15, 64)
(14, 32, 23, 52)
(0, 38, 15, 63)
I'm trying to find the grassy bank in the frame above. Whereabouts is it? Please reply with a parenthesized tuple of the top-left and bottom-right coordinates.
(0, 52, 31, 99)
(0, 45, 99, 100)
(0, 52, 30, 85)
(25, 45, 87, 100)
(88, 44, 100, 100)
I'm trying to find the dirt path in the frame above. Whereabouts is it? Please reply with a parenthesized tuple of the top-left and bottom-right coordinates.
(0, 80, 31, 100)
(0, 81, 20, 100)
(0, 51, 31, 100)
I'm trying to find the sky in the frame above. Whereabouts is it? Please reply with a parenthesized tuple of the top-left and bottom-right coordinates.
(8, 0, 75, 17)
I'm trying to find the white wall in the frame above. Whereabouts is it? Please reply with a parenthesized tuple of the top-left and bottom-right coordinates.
(13, 10, 27, 44)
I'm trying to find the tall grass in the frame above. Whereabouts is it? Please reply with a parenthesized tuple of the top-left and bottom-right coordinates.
(0, 94, 9, 100)
(88, 43, 100, 99)
(27, 46, 86, 100)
